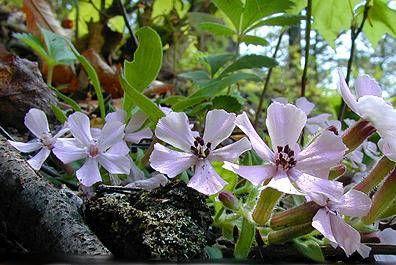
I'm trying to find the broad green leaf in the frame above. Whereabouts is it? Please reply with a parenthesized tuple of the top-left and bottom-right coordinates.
(40, 28, 75, 65)
(120, 76, 164, 123)
(69, 43, 105, 119)
(197, 22, 236, 36)
(212, 94, 244, 113)
(362, 0, 396, 46)
(14, 33, 50, 62)
(240, 35, 269, 46)
(241, 0, 295, 32)
(205, 246, 223, 260)
(204, 53, 235, 77)
(312, 0, 359, 47)
(152, 0, 190, 19)
(188, 12, 223, 27)
(234, 217, 255, 259)
(51, 104, 67, 123)
(213, 161, 239, 191)
(107, 15, 125, 33)
(220, 54, 277, 76)
(179, 70, 211, 83)
(293, 238, 325, 262)
(247, 14, 305, 31)
(212, 0, 244, 31)
(191, 72, 261, 98)
(124, 27, 163, 92)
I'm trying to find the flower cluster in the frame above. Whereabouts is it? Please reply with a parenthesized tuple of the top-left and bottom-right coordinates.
(9, 71, 395, 259)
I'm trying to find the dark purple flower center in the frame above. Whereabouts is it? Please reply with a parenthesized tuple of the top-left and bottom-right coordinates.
(190, 136, 211, 159)
(275, 144, 296, 170)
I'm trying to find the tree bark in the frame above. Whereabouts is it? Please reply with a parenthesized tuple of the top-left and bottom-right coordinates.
(0, 135, 110, 255)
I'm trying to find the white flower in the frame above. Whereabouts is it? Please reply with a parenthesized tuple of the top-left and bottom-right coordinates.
(8, 108, 68, 170)
(53, 112, 131, 186)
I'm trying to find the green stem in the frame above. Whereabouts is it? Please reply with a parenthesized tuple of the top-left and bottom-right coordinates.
(46, 64, 54, 86)
(252, 188, 282, 226)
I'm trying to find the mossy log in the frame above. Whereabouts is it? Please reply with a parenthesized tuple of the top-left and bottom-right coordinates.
(84, 181, 212, 261)
(0, 135, 110, 255)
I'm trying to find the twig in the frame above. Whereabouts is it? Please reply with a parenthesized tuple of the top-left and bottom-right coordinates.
(117, 0, 139, 58)
(338, 1, 371, 120)
(253, 31, 285, 128)
(300, 0, 312, 98)
(96, 184, 141, 194)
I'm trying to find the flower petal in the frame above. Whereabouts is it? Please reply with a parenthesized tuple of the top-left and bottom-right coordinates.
(105, 109, 126, 123)
(125, 128, 153, 143)
(266, 102, 306, 150)
(68, 112, 93, 146)
(355, 75, 382, 99)
(8, 140, 41, 153)
(296, 130, 346, 179)
(53, 125, 70, 139)
(27, 148, 50, 170)
(338, 69, 359, 114)
(235, 112, 274, 161)
(188, 159, 227, 195)
(266, 171, 304, 195)
(295, 97, 315, 115)
(53, 139, 87, 164)
(98, 121, 125, 150)
(331, 189, 371, 217)
(312, 208, 336, 243)
(149, 143, 196, 178)
(76, 158, 102, 187)
(378, 138, 396, 162)
(24, 108, 50, 138)
(203, 109, 236, 148)
(209, 137, 251, 162)
(293, 171, 344, 204)
(107, 140, 130, 156)
(330, 213, 361, 257)
(155, 112, 196, 152)
(126, 110, 148, 132)
(98, 153, 131, 174)
(223, 162, 274, 186)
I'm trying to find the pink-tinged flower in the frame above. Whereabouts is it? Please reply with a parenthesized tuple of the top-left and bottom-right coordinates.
(375, 228, 396, 262)
(53, 112, 131, 187)
(8, 108, 68, 170)
(273, 97, 333, 135)
(312, 189, 372, 258)
(105, 109, 152, 143)
(223, 102, 346, 202)
(149, 109, 251, 195)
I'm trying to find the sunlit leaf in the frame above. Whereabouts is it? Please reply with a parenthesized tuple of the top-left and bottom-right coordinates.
(220, 54, 277, 76)
(240, 35, 269, 46)
(197, 22, 236, 36)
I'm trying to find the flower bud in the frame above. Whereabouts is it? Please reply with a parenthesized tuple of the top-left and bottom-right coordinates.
(218, 191, 239, 210)
(342, 119, 376, 153)
(270, 201, 321, 230)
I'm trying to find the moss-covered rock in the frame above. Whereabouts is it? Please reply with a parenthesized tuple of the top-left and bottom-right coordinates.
(84, 181, 212, 261)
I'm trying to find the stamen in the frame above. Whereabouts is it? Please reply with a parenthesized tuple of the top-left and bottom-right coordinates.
(190, 136, 212, 159)
(275, 145, 297, 170)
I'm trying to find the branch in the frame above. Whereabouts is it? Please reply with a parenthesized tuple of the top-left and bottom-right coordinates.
(117, 0, 139, 58)
(300, 0, 312, 97)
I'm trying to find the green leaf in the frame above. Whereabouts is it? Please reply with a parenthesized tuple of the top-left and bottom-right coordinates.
(204, 53, 235, 77)
(69, 43, 106, 119)
(14, 33, 50, 62)
(191, 72, 261, 98)
(234, 217, 255, 259)
(362, 0, 396, 46)
(247, 14, 305, 31)
(178, 70, 211, 84)
(212, 94, 244, 113)
(205, 246, 223, 260)
(220, 54, 277, 76)
(212, 0, 244, 31)
(51, 104, 67, 123)
(312, 0, 359, 47)
(197, 22, 236, 36)
(172, 96, 207, 112)
(213, 161, 239, 191)
(188, 12, 223, 27)
(40, 28, 76, 65)
(241, 0, 295, 32)
(120, 76, 164, 123)
(293, 238, 325, 263)
(124, 27, 163, 92)
(240, 35, 269, 46)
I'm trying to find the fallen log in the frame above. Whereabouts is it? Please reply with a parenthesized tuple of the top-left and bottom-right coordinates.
(0, 135, 110, 255)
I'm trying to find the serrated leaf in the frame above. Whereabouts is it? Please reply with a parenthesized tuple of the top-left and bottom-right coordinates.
(40, 28, 75, 65)
(248, 14, 305, 31)
(234, 217, 255, 259)
(240, 35, 269, 46)
(212, 95, 244, 113)
(212, 0, 244, 30)
(124, 27, 163, 93)
(293, 238, 325, 262)
(220, 54, 277, 76)
(241, 0, 295, 32)
(204, 53, 235, 77)
(197, 22, 236, 36)
(120, 76, 164, 123)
